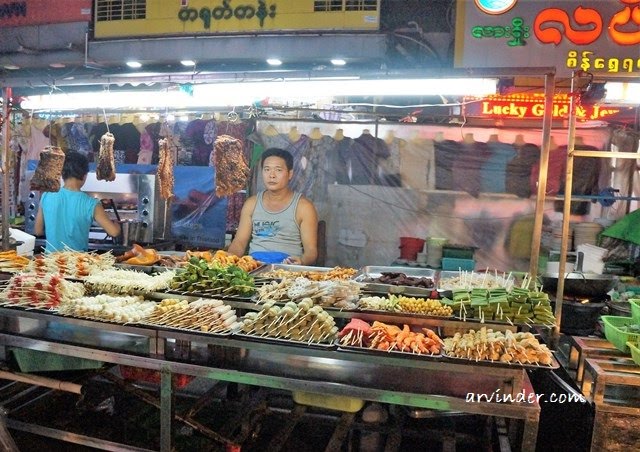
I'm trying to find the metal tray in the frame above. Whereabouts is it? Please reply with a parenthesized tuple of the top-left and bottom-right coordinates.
(136, 321, 233, 337)
(164, 288, 255, 300)
(233, 331, 336, 349)
(250, 264, 335, 277)
(337, 341, 442, 360)
(114, 263, 170, 274)
(353, 266, 436, 296)
(441, 351, 560, 370)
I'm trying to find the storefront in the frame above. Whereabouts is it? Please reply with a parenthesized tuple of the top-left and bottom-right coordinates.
(0, 1, 639, 451)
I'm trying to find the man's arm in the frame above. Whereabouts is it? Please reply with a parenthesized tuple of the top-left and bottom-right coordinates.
(297, 197, 318, 265)
(227, 196, 256, 256)
(34, 206, 45, 236)
(94, 204, 121, 237)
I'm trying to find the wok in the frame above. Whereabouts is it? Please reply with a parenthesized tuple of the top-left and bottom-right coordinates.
(540, 252, 617, 298)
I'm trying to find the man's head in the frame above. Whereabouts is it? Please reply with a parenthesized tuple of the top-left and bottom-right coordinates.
(261, 148, 293, 170)
(62, 151, 90, 181)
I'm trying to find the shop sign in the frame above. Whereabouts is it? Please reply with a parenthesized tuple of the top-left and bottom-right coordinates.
(94, 0, 380, 38)
(0, 0, 90, 26)
(463, 94, 623, 121)
(455, 0, 640, 76)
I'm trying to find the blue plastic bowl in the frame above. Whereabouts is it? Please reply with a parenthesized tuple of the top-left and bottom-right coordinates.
(250, 251, 289, 264)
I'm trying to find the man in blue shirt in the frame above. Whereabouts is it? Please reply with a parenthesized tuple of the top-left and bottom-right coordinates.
(34, 151, 121, 252)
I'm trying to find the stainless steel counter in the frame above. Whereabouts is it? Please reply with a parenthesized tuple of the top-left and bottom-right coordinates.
(0, 306, 541, 452)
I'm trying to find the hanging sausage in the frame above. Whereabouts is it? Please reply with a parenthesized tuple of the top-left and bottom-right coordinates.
(30, 146, 65, 192)
(157, 138, 175, 200)
(212, 134, 249, 197)
(96, 132, 116, 181)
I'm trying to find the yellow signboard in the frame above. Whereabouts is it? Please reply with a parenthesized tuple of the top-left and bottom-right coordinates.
(94, 0, 380, 38)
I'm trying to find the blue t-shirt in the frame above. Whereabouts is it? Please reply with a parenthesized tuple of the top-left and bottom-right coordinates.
(40, 188, 99, 252)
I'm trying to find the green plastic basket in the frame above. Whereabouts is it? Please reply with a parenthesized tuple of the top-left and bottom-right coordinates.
(601, 315, 640, 353)
(629, 341, 640, 367)
(630, 299, 640, 323)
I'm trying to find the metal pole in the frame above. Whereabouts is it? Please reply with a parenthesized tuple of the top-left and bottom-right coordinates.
(529, 72, 555, 278)
(552, 71, 580, 347)
(1, 87, 12, 251)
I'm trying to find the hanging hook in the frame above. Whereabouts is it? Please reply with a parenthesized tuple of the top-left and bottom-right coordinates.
(227, 106, 239, 123)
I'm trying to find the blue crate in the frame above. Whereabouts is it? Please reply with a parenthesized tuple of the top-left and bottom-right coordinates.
(441, 258, 475, 271)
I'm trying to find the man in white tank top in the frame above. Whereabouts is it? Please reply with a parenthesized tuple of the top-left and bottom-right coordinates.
(228, 148, 318, 265)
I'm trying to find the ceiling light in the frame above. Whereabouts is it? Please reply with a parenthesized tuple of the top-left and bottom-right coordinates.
(3, 64, 20, 70)
(266, 58, 282, 66)
(21, 78, 497, 110)
(126, 61, 142, 69)
(331, 59, 347, 66)
(180, 60, 196, 67)
(49, 63, 66, 68)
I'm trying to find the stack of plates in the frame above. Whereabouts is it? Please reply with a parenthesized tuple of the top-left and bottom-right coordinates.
(573, 222, 603, 248)
(426, 237, 448, 268)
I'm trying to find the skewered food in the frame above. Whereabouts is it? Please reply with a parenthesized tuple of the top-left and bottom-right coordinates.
(144, 298, 240, 333)
(29, 250, 115, 278)
(338, 319, 442, 355)
(84, 268, 176, 294)
(96, 132, 116, 181)
(255, 276, 363, 309)
(58, 294, 156, 323)
(0, 250, 31, 272)
(157, 138, 175, 200)
(443, 327, 554, 366)
(213, 135, 250, 197)
(239, 299, 337, 344)
(30, 146, 65, 192)
(259, 266, 357, 281)
(1, 273, 85, 309)
(169, 257, 255, 296)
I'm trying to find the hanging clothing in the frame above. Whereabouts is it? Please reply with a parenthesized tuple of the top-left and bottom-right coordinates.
(530, 145, 566, 196)
(506, 142, 540, 198)
(350, 133, 390, 185)
(452, 140, 491, 197)
(434, 139, 460, 191)
(400, 138, 435, 190)
(380, 136, 404, 187)
(480, 140, 517, 193)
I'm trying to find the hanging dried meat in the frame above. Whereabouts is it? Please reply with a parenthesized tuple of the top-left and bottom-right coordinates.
(157, 138, 174, 200)
(96, 132, 116, 181)
(213, 135, 249, 197)
(30, 146, 65, 192)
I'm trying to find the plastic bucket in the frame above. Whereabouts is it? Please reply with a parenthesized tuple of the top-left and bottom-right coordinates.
(399, 237, 425, 261)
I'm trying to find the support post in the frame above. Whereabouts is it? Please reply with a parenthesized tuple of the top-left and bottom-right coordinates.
(1, 87, 12, 251)
(529, 72, 555, 278)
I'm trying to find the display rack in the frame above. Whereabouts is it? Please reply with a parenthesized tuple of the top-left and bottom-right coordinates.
(0, 303, 542, 452)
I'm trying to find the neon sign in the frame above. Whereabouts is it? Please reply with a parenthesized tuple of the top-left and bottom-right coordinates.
(463, 94, 623, 121)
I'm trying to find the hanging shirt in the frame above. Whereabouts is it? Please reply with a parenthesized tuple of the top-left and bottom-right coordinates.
(40, 188, 99, 252)
(250, 191, 303, 257)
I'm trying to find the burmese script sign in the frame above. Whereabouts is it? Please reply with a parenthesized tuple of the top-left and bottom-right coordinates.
(455, 0, 640, 75)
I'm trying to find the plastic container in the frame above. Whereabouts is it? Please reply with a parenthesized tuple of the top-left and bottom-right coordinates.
(441, 257, 475, 271)
(628, 340, 640, 367)
(9, 228, 35, 256)
(292, 391, 364, 412)
(631, 299, 640, 323)
(399, 237, 425, 261)
(601, 315, 640, 353)
(249, 251, 289, 264)
(442, 245, 475, 259)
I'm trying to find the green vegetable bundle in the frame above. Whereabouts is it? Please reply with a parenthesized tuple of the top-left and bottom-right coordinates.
(170, 257, 255, 296)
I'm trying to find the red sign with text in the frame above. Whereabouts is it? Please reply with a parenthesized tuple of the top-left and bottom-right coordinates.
(463, 94, 624, 121)
(0, 0, 91, 26)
